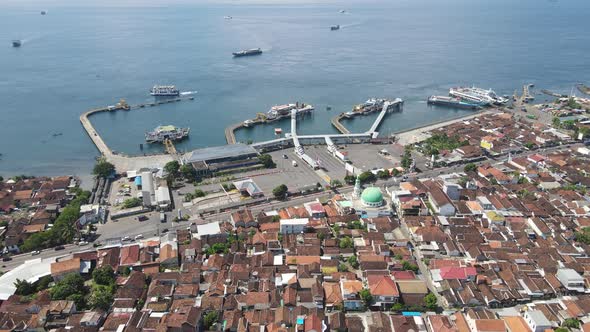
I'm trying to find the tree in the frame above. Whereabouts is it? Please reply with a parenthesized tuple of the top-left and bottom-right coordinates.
(562, 318, 580, 329)
(338, 263, 348, 272)
(339, 236, 354, 249)
(92, 266, 115, 286)
(552, 117, 561, 128)
(377, 170, 390, 179)
(402, 260, 419, 273)
(36, 275, 53, 292)
(51, 273, 87, 301)
(93, 159, 115, 178)
(344, 175, 356, 185)
(424, 293, 437, 310)
(554, 328, 568, 332)
(347, 255, 359, 269)
(203, 311, 219, 329)
(358, 171, 376, 184)
(272, 184, 288, 200)
(401, 147, 413, 169)
(122, 197, 142, 209)
(258, 154, 276, 169)
(164, 161, 180, 179)
(179, 164, 197, 180)
(464, 163, 477, 172)
(391, 302, 405, 312)
(14, 279, 35, 296)
(89, 285, 114, 311)
(193, 189, 206, 198)
(359, 289, 373, 307)
(330, 179, 343, 188)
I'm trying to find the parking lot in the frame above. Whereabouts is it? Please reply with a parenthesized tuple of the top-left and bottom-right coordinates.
(344, 144, 402, 171)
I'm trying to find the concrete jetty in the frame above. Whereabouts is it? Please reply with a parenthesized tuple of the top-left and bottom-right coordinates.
(331, 113, 351, 134)
(80, 97, 193, 171)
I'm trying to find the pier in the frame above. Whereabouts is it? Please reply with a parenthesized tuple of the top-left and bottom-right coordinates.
(331, 113, 351, 134)
(577, 84, 590, 96)
(522, 84, 534, 102)
(80, 97, 194, 171)
(367, 99, 403, 135)
(541, 89, 566, 98)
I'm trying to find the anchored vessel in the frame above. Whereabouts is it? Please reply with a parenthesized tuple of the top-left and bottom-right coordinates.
(12, 40, 22, 47)
(427, 95, 483, 110)
(150, 85, 180, 96)
(145, 125, 190, 143)
(232, 48, 263, 57)
(449, 87, 508, 106)
(331, 25, 340, 30)
(343, 98, 402, 118)
(266, 103, 314, 121)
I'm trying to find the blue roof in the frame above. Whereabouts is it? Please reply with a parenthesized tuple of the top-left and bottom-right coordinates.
(134, 177, 142, 186)
(402, 312, 422, 317)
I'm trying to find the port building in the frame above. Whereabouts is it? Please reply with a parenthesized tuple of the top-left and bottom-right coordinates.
(184, 143, 259, 175)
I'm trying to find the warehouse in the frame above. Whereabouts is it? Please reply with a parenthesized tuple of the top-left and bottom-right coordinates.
(184, 143, 260, 175)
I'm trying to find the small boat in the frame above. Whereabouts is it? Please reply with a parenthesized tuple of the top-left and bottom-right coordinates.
(224, 16, 232, 20)
(233, 48, 263, 57)
(12, 40, 21, 47)
(339, 9, 346, 13)
(41, 10, 47, 15)
(326, 106, 332, 111)
(52, 132, 63, 137)
(274, 128, 283, 135)
(330, 25, 340, 31)
(150, 85, 180, 96)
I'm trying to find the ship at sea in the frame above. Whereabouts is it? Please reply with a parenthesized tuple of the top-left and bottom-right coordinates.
(232, 48, 263, 57)
(12, 40, 22, 47)
(145, 125, 190, 143)
(427, 95, 483, 110)
(150, 85, 180, 96)
(331, 25, 340, 31)
(449, 87, 508, 105)
(343, 98, 403, 118)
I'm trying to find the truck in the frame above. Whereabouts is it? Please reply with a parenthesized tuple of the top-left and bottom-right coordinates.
(160, 212, 166, 223)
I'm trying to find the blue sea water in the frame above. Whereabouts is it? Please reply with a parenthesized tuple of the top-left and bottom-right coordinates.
(0, 0, 589, 177)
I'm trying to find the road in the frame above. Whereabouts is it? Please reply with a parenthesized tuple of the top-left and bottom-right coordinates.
(2, 142, 578, 273)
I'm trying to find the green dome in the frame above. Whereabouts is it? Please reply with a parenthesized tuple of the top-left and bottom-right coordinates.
(361, 187, 383, 204)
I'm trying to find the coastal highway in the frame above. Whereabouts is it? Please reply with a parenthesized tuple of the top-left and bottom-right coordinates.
(1, 142, 579, 273)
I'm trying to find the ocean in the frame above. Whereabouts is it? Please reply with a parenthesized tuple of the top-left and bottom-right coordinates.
(1, 0, 589, 178)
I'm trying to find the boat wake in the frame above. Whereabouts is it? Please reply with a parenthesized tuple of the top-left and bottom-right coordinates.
(180, 91, 198, 96)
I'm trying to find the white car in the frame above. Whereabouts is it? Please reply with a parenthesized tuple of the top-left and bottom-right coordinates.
(121, 236, 131, 242)
(134, 234, 144, 240)
(78, 241, 89, 246)
(31, 250, 41, 256)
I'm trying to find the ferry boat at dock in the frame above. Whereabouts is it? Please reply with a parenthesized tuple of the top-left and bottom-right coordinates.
(266, 103, 314, 121)
(145, 125, 189, 143)
(232, 48, 263, 57)
(449, 87, 508, 105)
(12, 40, 22, 47)
(345, 98, 402, 117)
(427, 95, 483, 110)
(150, 85, 180, 96)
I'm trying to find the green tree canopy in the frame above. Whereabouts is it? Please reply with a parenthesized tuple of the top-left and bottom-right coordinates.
(92, 266, 115, 286)
(204, 311, 219, 329)
(51, 273, 87, 301)
(339, 236, 354, 249)
(272, 184, 288, 200)
(258, 154, 276, 169)
(464, 163, 477, 172)
(122, 197, 142, 209)
(164, 160, 180, 178)
(89, 285, 114, 311)
(93, 159, 115, 178)
(359, 289, 373, 307)
(424, 293, 437, 310)
(179, 164, 197, 180)
(358, 171, 376, 184)
(14, 279, 35, 296)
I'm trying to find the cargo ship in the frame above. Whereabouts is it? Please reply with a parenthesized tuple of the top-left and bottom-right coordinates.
(232, 48, 263, 57)
(449, 87, 508, 105)
(427, 96, 483, 110)
(12, 40, 21, 47)
(145, 125, 190, 143)
(150, 85, 180, 96)
(343, 98, 403, 118)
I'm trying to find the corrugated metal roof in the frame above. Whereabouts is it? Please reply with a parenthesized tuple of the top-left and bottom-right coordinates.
(185, 143, 257, 163)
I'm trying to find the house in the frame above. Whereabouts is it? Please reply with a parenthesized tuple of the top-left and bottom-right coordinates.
(280, 218, 309, 234)
(231, 209, 256, 228)
(367, 275, 399, 309)
(50, 258, 81, 281)
(160, 233, 179, 268)
(427, 186, 456, 216)
(340, 280, 363, 310)
(162, 306, 201, 332)
(522, 310, 551, 332)
(556, 268, 585, 293)
(304, 201, 326, 219)
(324, 282, 343, 311)
(395, 280, 429, 306)
(235, 292, 270, 310)
(233, 179, 264, 198)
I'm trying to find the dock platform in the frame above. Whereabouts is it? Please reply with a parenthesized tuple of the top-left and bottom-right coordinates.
(331, 114, 351, 134)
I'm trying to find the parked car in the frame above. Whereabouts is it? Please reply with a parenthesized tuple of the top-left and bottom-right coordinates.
(54, 245, 65, 251)
(134, 234, 144, 240)
(31, 250, 41, 256)
(122, 236, 131, 242)
(161, 228, 169, 234)
(138, 215, 148, 222)
(160, 213, 166, 223)
(282, 154, 288, 159)
(78, 241, 89, 246)
(2, 256, 12, 262)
